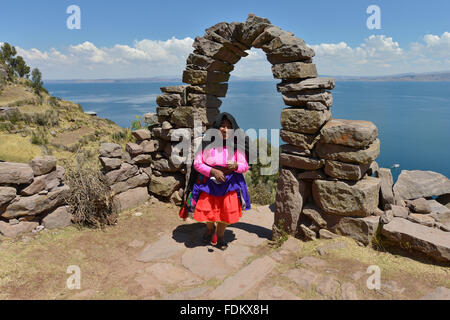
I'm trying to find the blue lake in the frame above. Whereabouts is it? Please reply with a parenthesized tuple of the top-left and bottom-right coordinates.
(45, 80, 450, 182)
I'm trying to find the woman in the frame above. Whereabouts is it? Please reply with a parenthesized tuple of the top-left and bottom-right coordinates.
(183, 112, 251, 250)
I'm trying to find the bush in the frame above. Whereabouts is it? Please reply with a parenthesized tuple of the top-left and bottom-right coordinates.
(30, 128, 48, 145)
(245, 138, 279, 205)
(64, 156, 118, 228)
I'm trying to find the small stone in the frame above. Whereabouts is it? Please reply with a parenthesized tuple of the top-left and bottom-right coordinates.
(132, 129, 151, 141)
(126, 143, 143, 156)
(319, 229, 339, 239)
(380, 210, 394, 225)
(405, 198, 432, 214)
(99, 143, 122, 158)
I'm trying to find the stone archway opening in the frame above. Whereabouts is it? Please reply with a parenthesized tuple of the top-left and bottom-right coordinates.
(144, 13, 382, 242)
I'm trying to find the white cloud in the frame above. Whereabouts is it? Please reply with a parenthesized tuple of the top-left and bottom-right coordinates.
(9, 32, 450, 79)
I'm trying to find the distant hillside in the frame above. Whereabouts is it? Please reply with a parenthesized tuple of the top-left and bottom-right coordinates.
(0, 74, 130, 165)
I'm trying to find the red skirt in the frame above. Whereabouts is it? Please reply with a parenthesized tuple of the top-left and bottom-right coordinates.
(193, 190, 243, 225)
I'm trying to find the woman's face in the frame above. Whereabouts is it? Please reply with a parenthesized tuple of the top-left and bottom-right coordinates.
(219, 118, 233, 140)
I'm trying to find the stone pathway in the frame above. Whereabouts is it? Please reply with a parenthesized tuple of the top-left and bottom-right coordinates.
(125, 205, 450, 300)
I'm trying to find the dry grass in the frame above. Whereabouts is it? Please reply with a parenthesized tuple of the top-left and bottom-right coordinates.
(64, 156, 118, 228)
(0, 134, 43, 162)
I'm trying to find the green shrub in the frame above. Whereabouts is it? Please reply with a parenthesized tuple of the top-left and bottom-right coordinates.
(30, 128, 48, 145)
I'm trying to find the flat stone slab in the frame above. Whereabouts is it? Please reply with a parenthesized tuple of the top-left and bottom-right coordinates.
(164, 287, 211, 300)
(381, 217, 450, 262)
(298, 256, 328, 268)
(420, 287, 450, 300)
(209, 256, 276, 300)
(137, 234, 186, 262)
(315, 276, 340, 298)
(393, 170, 450, 200)
(282, 267, 319, 291)
(320, 119, 378, 148)
(258, 285, 301, 300)
(143, 262, 202, 287)
(340, 282, 358, 300)
(181, 246, 235, 280)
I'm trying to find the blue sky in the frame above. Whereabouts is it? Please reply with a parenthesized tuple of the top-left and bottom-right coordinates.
(1, 0, 449, 79)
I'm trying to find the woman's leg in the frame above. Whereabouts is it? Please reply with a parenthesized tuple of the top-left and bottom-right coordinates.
(216, 222, 229, 249)
(202, 222, 215, 243)
(216, 222, 227, 239)
(206, 222, 215, 234)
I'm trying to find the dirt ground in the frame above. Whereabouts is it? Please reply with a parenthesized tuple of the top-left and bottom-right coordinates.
(0, 200, 448, 300)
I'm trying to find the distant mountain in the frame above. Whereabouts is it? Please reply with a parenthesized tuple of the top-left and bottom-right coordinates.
(45, 71, 450, 83)
(327, 71, 450, 82)
(45, 77, 180, 84)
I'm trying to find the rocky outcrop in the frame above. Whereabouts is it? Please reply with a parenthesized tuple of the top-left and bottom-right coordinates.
(393, 170, 450, 201)
(381, 217, 450, 262)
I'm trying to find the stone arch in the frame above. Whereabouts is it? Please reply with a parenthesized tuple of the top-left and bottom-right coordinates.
(147, 13, 382, 240)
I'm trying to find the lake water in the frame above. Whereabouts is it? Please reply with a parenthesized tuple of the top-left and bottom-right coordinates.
(45, 80, 450, 181)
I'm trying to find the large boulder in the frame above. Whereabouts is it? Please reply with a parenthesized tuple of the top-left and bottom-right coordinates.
(2, 185, 70, 219)
(273, 169, 309, 236)
(0, 162, 34, 185)
(110, 173, 150, 195)
(113, 187, 150, 211)
(132, 129, 151, 141)
(277, 77, 335, 93)
(187, 94, 222, 109)
(324, 160, 371, 181)
(265, 35, 315, 64)
(99, 143, 123, 158)
(105, 163, 139, 186)
(281, 108, 331, 134)
(272, 62, 317, 80)
(192, 37, 241, 64)
(42, 206, 73, 229)
(393, 170, 450, 201)
(381, 217, 450, 262)
(332, 216, 380, 246)
(280, 153, 323, 171)
(186, 53, 234, 73)
(171, 106, 219, 127)
(29, 156, 57, 176)
(20, 169, 62, 196)
(280, 130, 319, 150)
(282, 91, 333, 109)
(320, 119, 378, 148)
(312, 177, 381, 217)
(0, 221, 39, 239)
(315, 139, 380, 165)
(0, 187, 17, 207)
(182, 69, 230, 85)
(99, 157, 122, 171)
(149, 173, 184, 198)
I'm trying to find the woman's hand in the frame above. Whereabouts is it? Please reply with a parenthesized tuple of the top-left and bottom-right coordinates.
(226, 162, 238, 172)
(210, 168, 226, 183)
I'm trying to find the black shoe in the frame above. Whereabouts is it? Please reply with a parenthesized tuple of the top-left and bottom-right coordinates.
(202, 227, 215, 243)
(216, 238, 228, 251)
